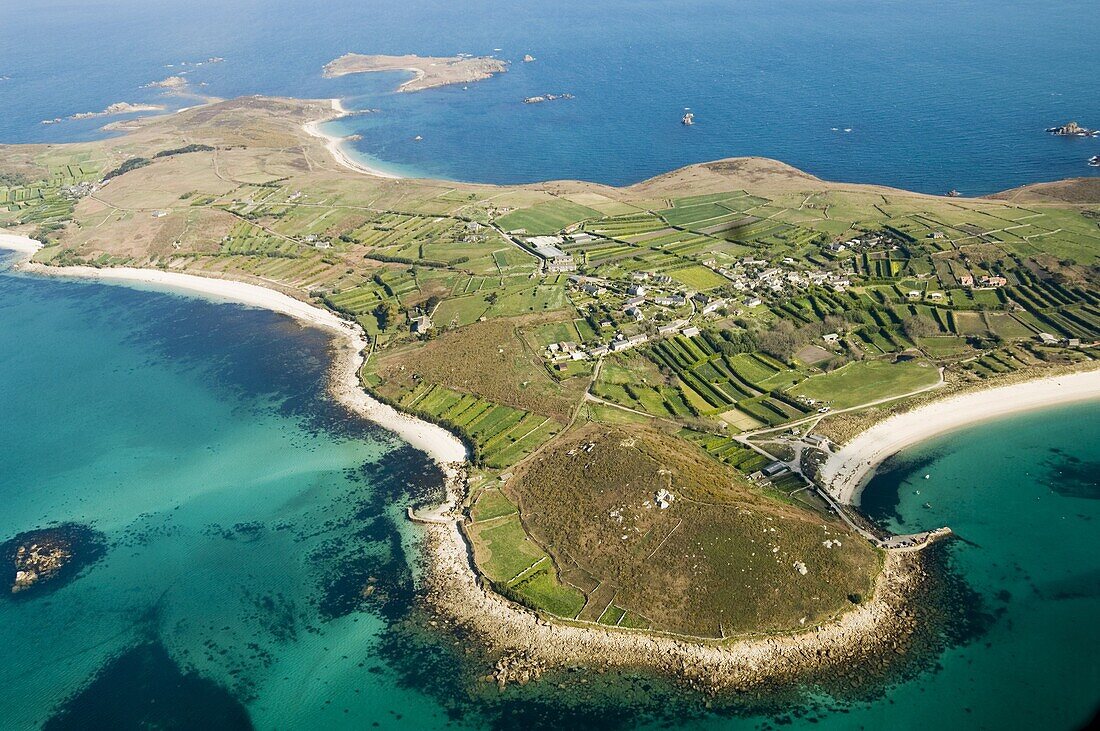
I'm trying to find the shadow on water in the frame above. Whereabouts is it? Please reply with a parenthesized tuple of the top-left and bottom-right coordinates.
(858, 449, 944, 528)
(43, 642, 253, 730)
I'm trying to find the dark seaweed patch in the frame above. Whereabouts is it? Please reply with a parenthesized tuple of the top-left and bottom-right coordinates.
(1043, 451, 1100, 500)
(43, 643, 253, 730)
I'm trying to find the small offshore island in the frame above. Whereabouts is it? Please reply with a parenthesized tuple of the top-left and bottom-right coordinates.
(2, 524, 106, 599)
(322, 53, 509, 92)
(1, 95, 1099, 697)
(1048, 121, 1099, 137)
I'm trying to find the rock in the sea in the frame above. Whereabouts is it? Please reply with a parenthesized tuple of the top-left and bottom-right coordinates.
(2, 524, 106, 599)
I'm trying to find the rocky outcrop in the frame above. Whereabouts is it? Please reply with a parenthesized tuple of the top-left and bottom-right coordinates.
(1048, 121, 1098, 137)
(11, 540, 71, 592)
(2, 524, 106, 599)
(523, 93, 574, 104)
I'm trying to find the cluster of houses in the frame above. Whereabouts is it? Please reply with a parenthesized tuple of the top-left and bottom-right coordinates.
(543, 330, 658, 367)
(1037, 332, 1084, 348)
(827, 235, 902, 258)
(704, 256, 852, 299)
(959, 274, 1007, 288)
(824, 233, 897, 254)
(301, 234, 331, 249)
(61, 181, 100, 199)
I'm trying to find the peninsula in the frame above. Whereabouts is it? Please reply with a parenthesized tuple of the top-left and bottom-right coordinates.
(2, 95, 1098, 690)
(322, 53, 508, 92)
(48, 102, 166, 125)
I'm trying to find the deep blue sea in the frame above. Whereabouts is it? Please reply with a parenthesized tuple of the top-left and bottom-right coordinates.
(1, 0, 1098, 193)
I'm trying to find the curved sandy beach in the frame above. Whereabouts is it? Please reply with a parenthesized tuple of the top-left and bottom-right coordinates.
(302, 99, 402, 179)
(818, 369, 1100, 505)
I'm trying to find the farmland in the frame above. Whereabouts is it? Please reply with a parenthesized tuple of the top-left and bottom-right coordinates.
(7, 95, 1100, 640)
(790, 359, 941, 409)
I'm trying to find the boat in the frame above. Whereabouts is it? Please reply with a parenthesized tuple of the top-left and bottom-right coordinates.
(681, 112, 694, 126)
(1089, 156, 1100, 167)
(947, 189, 961, 197)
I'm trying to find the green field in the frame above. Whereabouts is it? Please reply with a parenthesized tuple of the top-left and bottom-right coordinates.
(667, 264, 729, 290)
(789, 359, 940, 409)
(496, 199, 602, 234)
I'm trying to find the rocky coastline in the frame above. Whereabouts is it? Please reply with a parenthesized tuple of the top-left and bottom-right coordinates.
(412, 488, 958, 696)
(322, 53, 508, 92)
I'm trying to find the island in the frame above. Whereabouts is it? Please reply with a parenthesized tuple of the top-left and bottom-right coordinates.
(143, 75, 189, 90)
(2, 95, 1098, 690)
(523, 93, 574, 104)
(1048, 121, 1099, 137)
(2, 524, 106, 599)
(44, 102, 169, 126)
(322, 53, 508, 92)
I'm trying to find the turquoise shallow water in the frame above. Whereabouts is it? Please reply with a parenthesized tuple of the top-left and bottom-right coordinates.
(0, 255, 456, 728)
(2, 252, 1098, 729)
(851, 404, 1100, 730)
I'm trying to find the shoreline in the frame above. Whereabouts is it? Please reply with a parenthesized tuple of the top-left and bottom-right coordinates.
(420, 528, 932, 692)
(7, 114, 1097, 688)
(301, 99, 403, 180)
(817, 369, 1100, 505)
(8, 255, 936, 691)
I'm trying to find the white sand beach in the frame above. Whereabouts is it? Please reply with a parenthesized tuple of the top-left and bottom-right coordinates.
(302, 99, 402, 179)
(0, 233, 44, 255)
(818, 369, 1100, 505)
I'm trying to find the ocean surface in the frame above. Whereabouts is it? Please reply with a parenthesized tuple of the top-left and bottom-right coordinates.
(1, 0, 1098, 194)
(2, 252, 1098, 729)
